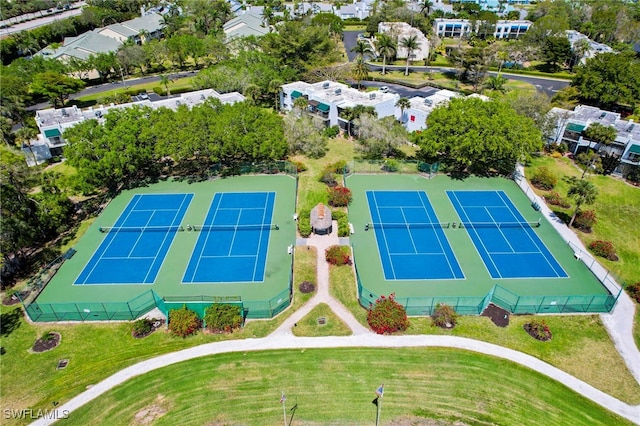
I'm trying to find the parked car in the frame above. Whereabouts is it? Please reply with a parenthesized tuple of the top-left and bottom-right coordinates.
(138, 92, 149, 100)
(379, 86, 389, 93)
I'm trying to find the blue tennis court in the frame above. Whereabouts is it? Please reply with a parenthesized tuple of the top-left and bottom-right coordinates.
(183, 192, 275, 283)
(75, 193, 192, 285)
(366, 191, 464, 280)
(447, 190, 568, 279)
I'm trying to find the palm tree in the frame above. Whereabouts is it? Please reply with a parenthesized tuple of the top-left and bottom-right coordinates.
(352, 56, 369, 90)
(484, 75, 507, 93)
(293, 97, 309, 117)
(567, 178, 598, 228)
(268, 79, 283, 111)
(351, 40, 373, 59)
(375, 34, 396, 76)
(419, 0, 434, 16)
(159, 74, 172, 97)
(395, 97, 411, 123)
(243, 84, 261, 105)
(15, 126, 38, 165)
(400, 35, 419, 76)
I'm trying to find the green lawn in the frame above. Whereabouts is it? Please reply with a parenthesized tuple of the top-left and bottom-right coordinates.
(292, 303, 352, 337)
(65, 348, 632, 425)
(525, 155, 640, 286)
(73, 76, 196, 105)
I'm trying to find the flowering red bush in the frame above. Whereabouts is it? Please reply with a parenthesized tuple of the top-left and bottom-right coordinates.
(573, 209, 597, 231)
(168, 305, 201, 338)
(588, 240, 618, 261)
(328, 186, 352, 207)
(523, 319, 552, 341)
(544, 191, 571, 208)
(325, 245, 351, 266)
(367, 293, 409, 334)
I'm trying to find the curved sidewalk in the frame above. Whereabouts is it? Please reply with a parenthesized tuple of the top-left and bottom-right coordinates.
(31, 218, 640, 425)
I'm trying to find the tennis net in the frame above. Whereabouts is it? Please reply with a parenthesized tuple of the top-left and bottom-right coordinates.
(367, 220, 540, 230)
(368, 222, 450, 230)
(457, 220, 541, 229)
(189, 223, 278, 232)
(99, 225, 185, 233)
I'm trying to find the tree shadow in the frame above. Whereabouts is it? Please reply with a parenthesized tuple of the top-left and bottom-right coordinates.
(551, 210, 571, 225)
(1, 309, 22, 338)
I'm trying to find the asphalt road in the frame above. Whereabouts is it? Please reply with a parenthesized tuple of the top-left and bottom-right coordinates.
(343, 30, 570, 97)
(0, 2, 86, 36)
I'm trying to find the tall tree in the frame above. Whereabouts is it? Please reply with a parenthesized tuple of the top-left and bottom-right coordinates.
(395, 97, 411, 123)
(14, 127, 38, 165)
(541, 36, 572, 71)
(353, 114, 409, 158)
(571, 52, 640, 110)
(352, 56, 369, 90)
(29, 72, 85, 108)
(567, 177, 598, 228)
(375, 34, 396, 76)
(351, 40, 373, 59)
(400, 34, 419, 76)
(412, 97, 542, 175)
(583, 122, 617, 150)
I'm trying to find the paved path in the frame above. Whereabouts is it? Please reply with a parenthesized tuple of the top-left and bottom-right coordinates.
(514, 164, 640, 384)
(31, 208, 640, 425)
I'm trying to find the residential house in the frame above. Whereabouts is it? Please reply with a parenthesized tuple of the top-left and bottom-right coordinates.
(434, 18, 531, 39)
(565, 30, 614, 65)
(548, 105, 640, 177)
(494, 20, 531, 39)
(397, 90, 462, 132)
(223, 13, 269, 40)
(96, 14, 163, 44)
(378, 22, 430, 61)
(29, 89, 245, 165)
(280, 81, 399, 131)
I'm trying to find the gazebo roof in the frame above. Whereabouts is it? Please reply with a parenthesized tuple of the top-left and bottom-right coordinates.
(310, 203, 332, 229)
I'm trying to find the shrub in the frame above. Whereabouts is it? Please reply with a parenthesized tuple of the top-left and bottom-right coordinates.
(319, 170, 337, 186)
(168, 305, 201, 337)
(531, 166, 557, 190)
(382, 159, 399, 172)
(204, 303, 243, 333)
(626, 283, 640, 304)
(367, 293, 409, 334)
(327, 160, 348, 174)
(523, 319, 552, 341)
(573, 209, 596, 230)
(325, 245, 351, 266)
(291, 160, 307, 173)
(132, 318, 154, 337)
(588, 240, 618, 261)
(152, 86, 164, 95)
(299, 281, 315, 293)
(297, 208, 312, 237)
(323, 125, 340, 138)
(544, 191, 571, 208)
(328, 186, 352, 207)
(431, 303, 458, 328)
(40, 332, 56, 342)
(550, 151, 562, 158)
(331, 210, 350, 237)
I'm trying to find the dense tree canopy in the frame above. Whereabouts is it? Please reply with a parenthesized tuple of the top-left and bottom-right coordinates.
(413, 97, 542, 175)
(30, 72, 85, 108)
(571, 52, 640, 109)
(62, 101, 287, 192)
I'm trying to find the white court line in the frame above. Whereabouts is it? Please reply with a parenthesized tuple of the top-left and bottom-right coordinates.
(419, 191, 459, 278)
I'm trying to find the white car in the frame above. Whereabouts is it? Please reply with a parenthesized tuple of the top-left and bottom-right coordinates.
(379, 86, 389, 93)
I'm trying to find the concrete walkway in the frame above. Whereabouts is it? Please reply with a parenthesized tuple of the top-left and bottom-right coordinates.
(31, 208, 640, 425)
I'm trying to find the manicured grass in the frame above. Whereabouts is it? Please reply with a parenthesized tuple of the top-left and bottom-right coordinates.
(65, 348, 631, 425)
(326, 246, 639, 403)
(330, 263, 368, 328)
(525, 155, 640, 286)
(291, 136, 356, 212)
(74, 77, 196, 104)
(292, 303, 351, 337)
(293, 246, 317, 306)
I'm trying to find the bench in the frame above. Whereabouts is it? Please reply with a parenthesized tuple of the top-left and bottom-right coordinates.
(532, 201, 541, 211)
(349, 223, 355, 234)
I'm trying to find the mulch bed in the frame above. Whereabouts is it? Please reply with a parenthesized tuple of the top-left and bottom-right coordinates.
(32, 332, 61, 353)
(132, 319, 165, 339)
(523, 323, 553, 342)
(2, 290, 31, 306)
(480, 303, 510, 327)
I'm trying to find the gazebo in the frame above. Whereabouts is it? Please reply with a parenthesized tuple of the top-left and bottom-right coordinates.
(310, 203, 332, 235)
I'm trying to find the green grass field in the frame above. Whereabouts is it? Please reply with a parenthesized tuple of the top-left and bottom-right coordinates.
(64, 348, 632, 425)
